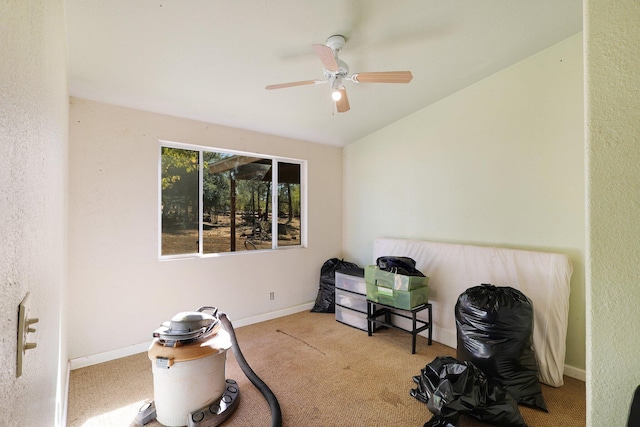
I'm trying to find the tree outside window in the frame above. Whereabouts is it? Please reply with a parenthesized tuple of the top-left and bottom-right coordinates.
(160, 144, 304, 257)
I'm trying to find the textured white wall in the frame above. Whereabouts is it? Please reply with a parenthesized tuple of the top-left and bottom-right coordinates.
(585, 1, 640, 425)
(67, 98, 343, 360)
(343, 34, 585, 372)
(0, 1, 68, 426)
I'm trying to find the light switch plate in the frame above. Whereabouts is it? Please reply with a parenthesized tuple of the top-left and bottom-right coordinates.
(17, 292, 37, 378)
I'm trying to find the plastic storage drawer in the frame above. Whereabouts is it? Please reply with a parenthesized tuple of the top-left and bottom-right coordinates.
(335, 269, 366, 294)
(335, 305, 368, 331)
(366, 281, 429, 310)
(335, 288, 367, 313)
(364, 265, 429, 291)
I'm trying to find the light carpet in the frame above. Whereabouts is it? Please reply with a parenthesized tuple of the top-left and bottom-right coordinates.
(67, 310, 585, 426)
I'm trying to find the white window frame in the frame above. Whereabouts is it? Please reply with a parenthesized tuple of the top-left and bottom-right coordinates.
(158, 140, 307, 259)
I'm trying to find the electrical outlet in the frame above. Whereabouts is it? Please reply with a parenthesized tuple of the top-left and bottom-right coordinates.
(269, 291, 275, 300)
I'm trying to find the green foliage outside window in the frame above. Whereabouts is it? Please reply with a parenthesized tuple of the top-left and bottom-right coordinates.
(161, 145, 303, 256)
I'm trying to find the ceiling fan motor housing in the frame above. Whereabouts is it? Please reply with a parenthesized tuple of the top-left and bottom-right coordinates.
(325, 58, 349, 80)
(325, 35, 346, 53)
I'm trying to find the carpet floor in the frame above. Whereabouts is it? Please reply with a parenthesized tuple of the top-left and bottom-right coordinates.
(67, 310, 585, 426)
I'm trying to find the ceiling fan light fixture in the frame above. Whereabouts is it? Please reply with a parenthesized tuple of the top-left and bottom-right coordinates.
(330, 75, 344, 101)
(265, 34, 412, 113)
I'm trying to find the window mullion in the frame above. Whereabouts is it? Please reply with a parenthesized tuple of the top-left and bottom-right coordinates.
(271, 161, 279, 249)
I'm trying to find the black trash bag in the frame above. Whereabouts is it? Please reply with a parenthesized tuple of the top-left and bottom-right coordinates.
(627, 385, 640, 426)
(376, 256, 425, 277)
(410, 356, 527, 427)
(310, 258, 359, 313)
(455, 284, 547, 412)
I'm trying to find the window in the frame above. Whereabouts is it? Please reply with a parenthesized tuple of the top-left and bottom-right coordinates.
(159, 142, 305, 257)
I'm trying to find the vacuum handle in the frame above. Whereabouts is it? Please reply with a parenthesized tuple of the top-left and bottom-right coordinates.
(197, 306, 219, 319)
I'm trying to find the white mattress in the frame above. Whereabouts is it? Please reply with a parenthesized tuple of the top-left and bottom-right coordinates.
(373, 238, 572, 387)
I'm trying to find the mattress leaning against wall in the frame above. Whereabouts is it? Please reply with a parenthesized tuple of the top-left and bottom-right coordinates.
(372, 238, 572, 387)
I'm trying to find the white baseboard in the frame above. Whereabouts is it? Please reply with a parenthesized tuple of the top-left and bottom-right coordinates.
(68, 302, 315, 370)
(223, 302, 314, 329)
(563, 364, 586, 382)
(69, 342, 151, 370)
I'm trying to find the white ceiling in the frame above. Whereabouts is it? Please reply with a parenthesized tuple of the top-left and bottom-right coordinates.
(65, 0, 583, 147)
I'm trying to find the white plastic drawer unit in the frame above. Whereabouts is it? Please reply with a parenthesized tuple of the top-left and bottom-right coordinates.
(335, 269, 366, 294)
(334, 268, 367, 331)
(335, 288, 368, 313)
(335, 305, 368, 331)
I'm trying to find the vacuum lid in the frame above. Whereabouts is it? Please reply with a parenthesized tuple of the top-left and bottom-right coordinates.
(153, 307, 220, 345)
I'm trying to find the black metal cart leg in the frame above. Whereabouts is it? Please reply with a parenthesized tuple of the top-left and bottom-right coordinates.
(411, 311, 417, 354)
(427, 304, 432, 345)
(367, 301, 373, 336)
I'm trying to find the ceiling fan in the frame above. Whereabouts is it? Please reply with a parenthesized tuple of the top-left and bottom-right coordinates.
(265, 35, 413, 113)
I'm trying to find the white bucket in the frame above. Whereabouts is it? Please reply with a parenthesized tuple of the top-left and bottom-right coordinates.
(149, 329, 231, 426)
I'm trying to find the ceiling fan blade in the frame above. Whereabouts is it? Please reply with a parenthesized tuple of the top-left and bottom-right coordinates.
(312, 44, 339, 71)
(352, 71, 413, 84)
(336, 88, 350, 113)
(265, 80, 323, 90)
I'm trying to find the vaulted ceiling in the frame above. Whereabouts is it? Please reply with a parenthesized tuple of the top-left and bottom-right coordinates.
(65, 0, 583, 147)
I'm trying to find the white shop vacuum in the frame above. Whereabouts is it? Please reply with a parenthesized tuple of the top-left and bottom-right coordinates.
(135, 306, 282, 427)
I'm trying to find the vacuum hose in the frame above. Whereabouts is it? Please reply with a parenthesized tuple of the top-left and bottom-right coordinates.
(219, 313, 282, 427)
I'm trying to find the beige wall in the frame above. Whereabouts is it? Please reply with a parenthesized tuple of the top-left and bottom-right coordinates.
(343, 34, 585, 373)
(585, 1, 640, 425)
(67, 98, 343, 361)
(10, 1, 639, 424)
(0, 1, 68, 425)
